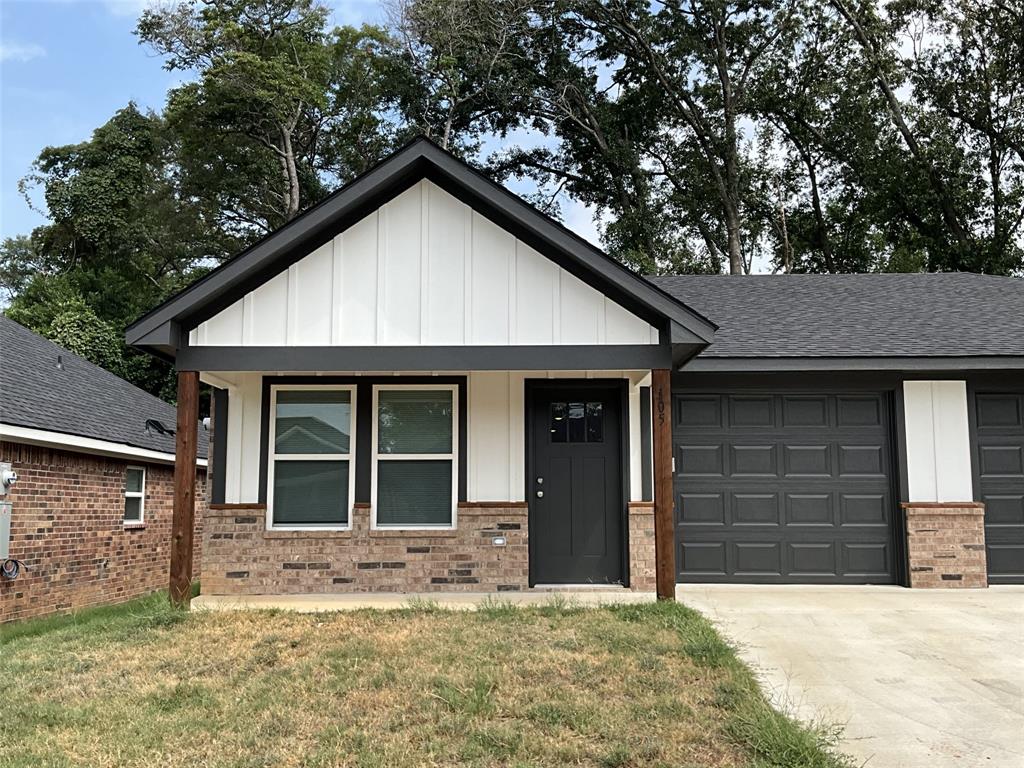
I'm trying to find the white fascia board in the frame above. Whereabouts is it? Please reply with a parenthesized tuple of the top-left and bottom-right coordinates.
(0, 423, 208, 468)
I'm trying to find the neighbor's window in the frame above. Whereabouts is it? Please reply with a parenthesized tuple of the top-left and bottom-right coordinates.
(124, 466, 145, 524)
(268, 386, 356, 529)
(373, 385, 457, 528)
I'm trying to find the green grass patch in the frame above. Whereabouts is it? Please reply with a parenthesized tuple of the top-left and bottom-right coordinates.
(0, 586, 195, 646)
(0, 598, 853, 768)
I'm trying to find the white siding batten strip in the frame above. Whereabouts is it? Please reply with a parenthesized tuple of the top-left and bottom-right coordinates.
(375, 204, 388, 345)
(285, 264, 299, 344)
(420, 180, 430, 344)
(331, 233, 344, 344)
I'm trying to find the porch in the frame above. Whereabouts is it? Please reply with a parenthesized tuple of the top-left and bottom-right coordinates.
(179, 368, 676, 599)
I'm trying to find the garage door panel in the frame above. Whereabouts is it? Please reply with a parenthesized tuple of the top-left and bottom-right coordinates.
(986, 546, 1024, 581)
(782, 396, 829, 428)
(729, 396, 775, 428)
(978, 444, 1024, 478)
(734, 542, 782, 576)
(838, 444, 887, 477)
(731, 444, 777, 476)
(976, 394, 1023, 428)
(680, 541, 726, 576)
(981, 494, 1024, 526)
(837, 396, 884, 427)
(676, 395, 722, 428)
(677, 390, 896, 584)
(732, 494, 779, 526)
(785, 494, 833, 526)
(841, 542, 891, 577)
(678, 444, 724, 476)
(788, 542, 837, 575)
(784, 444, 831, 477)
(840, 494, 889, 526)
(679, 493, 725, 525)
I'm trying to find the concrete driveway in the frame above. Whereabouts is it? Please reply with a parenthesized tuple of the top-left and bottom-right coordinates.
(678, 585, 1024, 768)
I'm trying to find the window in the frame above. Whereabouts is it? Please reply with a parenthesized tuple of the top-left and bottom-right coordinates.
(268, 386, 356, 529)
(550, 401, 604, 443)
(372, 385, 457, 529)
(124, 466, 145, 524)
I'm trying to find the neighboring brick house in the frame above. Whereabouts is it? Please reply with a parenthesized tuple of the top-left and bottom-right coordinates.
(0, 317, 208, 623)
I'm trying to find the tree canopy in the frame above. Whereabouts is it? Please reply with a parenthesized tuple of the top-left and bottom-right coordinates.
(3, 0, 1021, 398)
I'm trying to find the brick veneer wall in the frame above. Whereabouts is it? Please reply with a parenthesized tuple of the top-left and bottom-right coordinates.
(201, 502, 529, 594)
(628, 502, 656, 591)
(903, 503, 987, 588)
(0, 441, 207, 623)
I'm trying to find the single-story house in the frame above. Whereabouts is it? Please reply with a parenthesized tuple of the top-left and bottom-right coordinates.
(0, 317, 208, 622)
(125, 138, 1023, 601)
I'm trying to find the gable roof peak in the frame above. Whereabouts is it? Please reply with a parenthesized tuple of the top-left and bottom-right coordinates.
(127, 138, 714, 357)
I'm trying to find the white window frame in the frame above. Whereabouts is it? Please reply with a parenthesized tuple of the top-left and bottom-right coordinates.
(124, 465, 146, 525)
(266, 384, 357, 531)
(371, 383, 459, 531)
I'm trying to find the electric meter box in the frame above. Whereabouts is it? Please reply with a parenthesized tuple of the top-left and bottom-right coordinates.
(0, 501, 11, 560)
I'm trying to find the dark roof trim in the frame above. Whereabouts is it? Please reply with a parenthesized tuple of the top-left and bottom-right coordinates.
(127, 137, 715, 355)
(176, 343, 676, 373)
(681, 356, 1024, 373)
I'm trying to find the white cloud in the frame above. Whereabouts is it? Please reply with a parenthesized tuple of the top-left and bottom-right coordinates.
(0, 42, 46, 63)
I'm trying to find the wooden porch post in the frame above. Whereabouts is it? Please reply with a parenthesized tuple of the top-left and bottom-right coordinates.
(170, 370, 199, 606)
(652, 368, 676, 601)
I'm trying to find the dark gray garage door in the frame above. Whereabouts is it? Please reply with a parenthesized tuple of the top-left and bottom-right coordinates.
(973, 390, 1024, 584)
(675, 391, 897, 583)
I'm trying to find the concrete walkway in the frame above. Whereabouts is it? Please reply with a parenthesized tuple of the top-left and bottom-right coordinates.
(192, 588, 657, 612)
(678, 585, 1024, 768)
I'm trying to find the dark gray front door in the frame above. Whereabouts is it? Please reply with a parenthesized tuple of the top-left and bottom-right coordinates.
(973, 390, 1024, 584)
(529, 384, 624, 585)
(674, 391, 897, 583)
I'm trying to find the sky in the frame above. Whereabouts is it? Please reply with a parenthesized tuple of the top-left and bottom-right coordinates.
(0, 0, 601, 245)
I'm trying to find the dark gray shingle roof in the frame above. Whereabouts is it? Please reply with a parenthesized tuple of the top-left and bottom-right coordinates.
(650, 273, 1024, 359)
(1, 316, 208, 458)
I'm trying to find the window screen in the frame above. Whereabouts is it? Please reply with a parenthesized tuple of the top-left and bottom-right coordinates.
(375, 388, 456, 527)
(270, 388, 353, 528)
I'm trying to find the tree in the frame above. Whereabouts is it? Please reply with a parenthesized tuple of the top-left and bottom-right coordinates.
(895, 0, 1024, 274)
(400, 0, 1023, 275)
(138, 0, 403, 237)
(399, 0, 804, 274)
(6, 104, 215, 397)
(387, 0, 536, 153)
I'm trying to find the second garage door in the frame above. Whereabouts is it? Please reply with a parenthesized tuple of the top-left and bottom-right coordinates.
(675, 390, 898, 583)
(973, 389, 1024, 584)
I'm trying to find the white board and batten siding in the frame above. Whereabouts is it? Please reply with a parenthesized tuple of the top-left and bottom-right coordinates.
(903, 380, 974, 503)
(190, 180, 660, 348)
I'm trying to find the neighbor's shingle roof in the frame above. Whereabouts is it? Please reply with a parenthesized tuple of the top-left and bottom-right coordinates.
(0, 316, 208, 457)
(649, 272, 1024, 359)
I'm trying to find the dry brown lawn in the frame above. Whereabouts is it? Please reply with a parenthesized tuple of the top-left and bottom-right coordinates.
(0, 594, 851, 768)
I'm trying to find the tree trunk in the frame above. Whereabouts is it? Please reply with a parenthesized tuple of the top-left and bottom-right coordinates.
(724, 204, 743, 274)
(778, 184, 792, 273)
(280, 127, 301, 220)
(803, 151, 834, 271)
